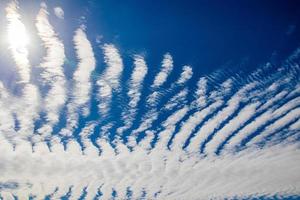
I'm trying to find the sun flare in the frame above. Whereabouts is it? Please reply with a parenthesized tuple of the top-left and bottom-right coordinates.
(8, 20, 29, 50)
(6, 2, 29, 54)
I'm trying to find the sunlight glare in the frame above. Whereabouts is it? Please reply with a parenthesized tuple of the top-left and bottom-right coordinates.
(8, 21, 29, 53)
(6, 3, 30, 54)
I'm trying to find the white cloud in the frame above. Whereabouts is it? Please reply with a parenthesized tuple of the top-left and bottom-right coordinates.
(186, 80, 257, 154)
(226, 95, 300, 150)
(155, 106, 189, 150)
(0, 82, 16, 142)
(205, 102, 260, 155)
(176, 65, 193, 85)
(1, 2, 300, 199)
(117, 55, 148, 135)
(54, 7, 64, 19)
(132, 53, 178, 136)
(5, 1, 31, 83)
(6, 1, 40, 139)
(97, 44, 123, 116)
(191, 77, 208, 109)
(164, 88, 188, 111)
(152, 53, 173, 88)
(257, 90, 289, 112)
(130, 109, 158, 138)
(248, 107, 300, 146)
(15, 84, 40, 139)
(35, 5, 66, 138)
(127, 55, 148, 108)
(60, 27, 96, 136)
(0, 139, 299, 199)
(171, 100, 223, 152)
(79, 122, 98, 155)
(290, 118, 300, 131)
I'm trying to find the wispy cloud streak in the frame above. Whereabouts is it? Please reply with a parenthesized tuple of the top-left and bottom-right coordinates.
(176, 65, 193, 85)
(6, 1, 30, 83)
(226, 95, 300, 151)
(117, 55, 148, 135)
(186, 81, 256, 153)
(97, 44, 123, 116)
(6, 1, 40, 139)
(0, 82, 15, 142)
(152, 53, 173, 89)
(60, 27, 96, 136)
(131, 54, 175, 136)
(35, 5, 66, 138)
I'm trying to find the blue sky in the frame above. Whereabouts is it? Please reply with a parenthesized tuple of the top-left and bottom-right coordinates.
(0, 0, 300, 199)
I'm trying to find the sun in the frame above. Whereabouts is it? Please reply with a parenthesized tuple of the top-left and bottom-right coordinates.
(6, 2, 30, 54)
(8, 20, 29, 51)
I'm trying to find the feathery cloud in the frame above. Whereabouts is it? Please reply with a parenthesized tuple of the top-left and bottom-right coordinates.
(35, 5, 66, 138)
(60, 27, 96, 136)
(97, 44, 123, 116)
